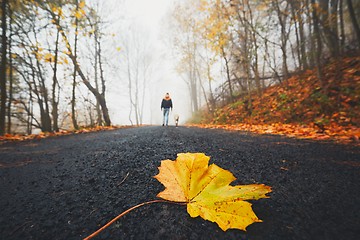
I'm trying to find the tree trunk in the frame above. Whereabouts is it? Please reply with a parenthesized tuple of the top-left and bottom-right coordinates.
(330, 0, 340, 57)
(319, 0, 340, 57)
(291, 0, 308, 69)
(339, 0, 345, 54)
(306, 0, 315, 67)
(71, 0, 79, 130)
(94, 31, 103, 126)
(251, 32, 261, 95)
(206, 59, 215, 114)
(51, 16, 60, 132)
(98, 40, 106, 97)
(292, 7, 303, 70)
(35, 47, 52, 132)
(222, 48, 234, 103)
(311, 0, 325, 88)
(7, 6, 12, 134)
(135, 73, 140, 125)
(98, 45, 106, 125)
(275, 0, 289, 80)
(126, 49, 135, 125)
(298, 12, 308, 69)
(347, 0, 360, 48)
(28, 88, 34, 135)
(242, 17, 252, 113)
(0, 0, 7, 135)
(191, 53, 199, 112)
(247, 1, 262, 95)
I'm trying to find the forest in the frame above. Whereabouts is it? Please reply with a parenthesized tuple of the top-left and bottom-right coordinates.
(0, 0, 359, 139)
(0, 0, 113, 135)
(171, 0, 360, 143)
(0, 1, 360, 238)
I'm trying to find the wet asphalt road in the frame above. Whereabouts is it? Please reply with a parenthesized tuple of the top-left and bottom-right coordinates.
(0, 126, 359, 240)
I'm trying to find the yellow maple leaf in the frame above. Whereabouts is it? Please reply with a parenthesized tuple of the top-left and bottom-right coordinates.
(154, 153, 272, 231)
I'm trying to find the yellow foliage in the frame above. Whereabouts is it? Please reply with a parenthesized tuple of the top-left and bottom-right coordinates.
(154, 153, 272, 231)
(34, 51, 42, 61)
(43, 53, 55, 62)
(74, 10, 83, 19)
(62, 50, 71, 55)
(79, 1, 86, 9)
(51, 6, 63, 17)
(60, 56, 69, 64)
(195, 0, 232, 55)
(198, 0, 209, 11)
(74, 8, 86, 20)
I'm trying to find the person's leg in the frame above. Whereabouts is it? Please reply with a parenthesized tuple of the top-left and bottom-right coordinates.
(165, 109, 170, 125)
(162, 109, 166, 126)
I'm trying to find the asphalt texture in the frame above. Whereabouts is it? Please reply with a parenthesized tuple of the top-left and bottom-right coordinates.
(0, 126, 359, 240)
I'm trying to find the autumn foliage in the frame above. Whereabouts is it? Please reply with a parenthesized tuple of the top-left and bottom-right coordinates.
(0, 126, 123, 143)
(192, 57, 360, 144)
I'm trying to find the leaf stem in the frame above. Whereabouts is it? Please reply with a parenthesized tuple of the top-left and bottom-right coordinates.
(83, 199, 186, 240)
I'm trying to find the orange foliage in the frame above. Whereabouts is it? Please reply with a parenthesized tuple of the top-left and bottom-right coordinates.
(188, 122, 360, 145)
(0, 126, 127, 143)
(193, 57, 360, 145)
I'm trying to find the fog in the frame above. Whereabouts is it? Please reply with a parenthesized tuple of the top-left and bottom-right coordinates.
(88, 0, 192, 126)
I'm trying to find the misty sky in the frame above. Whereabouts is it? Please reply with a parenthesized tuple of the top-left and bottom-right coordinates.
(88, 0, 192, 126)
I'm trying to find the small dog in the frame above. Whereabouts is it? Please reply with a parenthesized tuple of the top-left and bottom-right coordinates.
(174, 114, 179, 127)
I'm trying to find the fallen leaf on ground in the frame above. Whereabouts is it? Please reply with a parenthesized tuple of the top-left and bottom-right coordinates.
(154, 153, 272, 231)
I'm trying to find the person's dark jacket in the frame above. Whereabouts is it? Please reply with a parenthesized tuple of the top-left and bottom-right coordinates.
(161, 98, 173, 110)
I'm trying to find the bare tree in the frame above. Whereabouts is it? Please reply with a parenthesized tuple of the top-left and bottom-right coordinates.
(71, 0, 80, 129)
(7, 7, 13, 133)
(51, 13, 61, 132)
(290, 0, 309, 70)
(121, 28, 152, 125)
(0, 0, 8, 135)
(44, 3, 111, 126)
(2, 0, 117, 134)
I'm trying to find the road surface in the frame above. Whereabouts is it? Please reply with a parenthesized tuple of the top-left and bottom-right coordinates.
(0, 126, 359, 239)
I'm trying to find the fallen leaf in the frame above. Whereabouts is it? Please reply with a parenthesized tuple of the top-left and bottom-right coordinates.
(154, 153, 272, 231)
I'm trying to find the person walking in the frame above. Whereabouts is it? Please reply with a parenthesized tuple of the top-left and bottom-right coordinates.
(161, 93, 173, 126)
